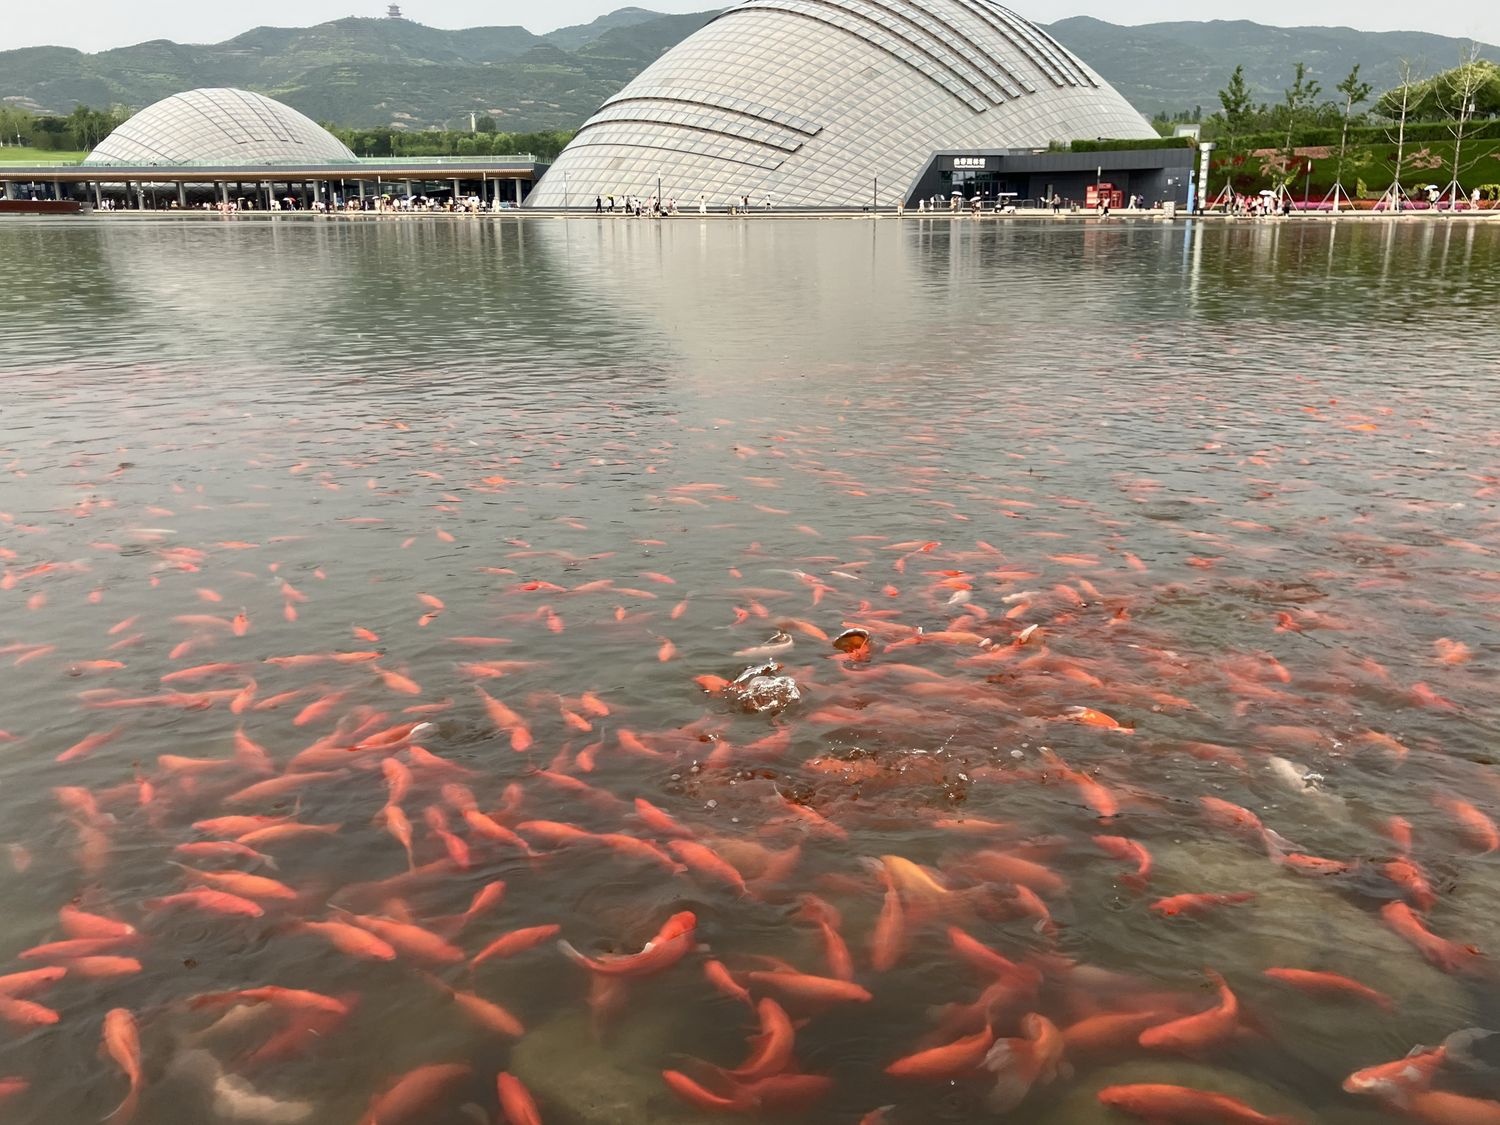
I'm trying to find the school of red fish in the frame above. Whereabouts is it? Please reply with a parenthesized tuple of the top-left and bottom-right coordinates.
(1, 362, 1499, 1125)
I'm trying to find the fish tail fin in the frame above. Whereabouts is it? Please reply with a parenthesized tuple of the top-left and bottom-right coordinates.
(982, 1037, 1037, 1111)
(102, 1087, 139, 1125)
(556, 939, 590, 969)
(1443, 1027, 1500, 1071)
(1261, 828, 1290, 864)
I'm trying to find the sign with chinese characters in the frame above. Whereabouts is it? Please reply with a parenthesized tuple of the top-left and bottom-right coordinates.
(952, 157, 987, 169)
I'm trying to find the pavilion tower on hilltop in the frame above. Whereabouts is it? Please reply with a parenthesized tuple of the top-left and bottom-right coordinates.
(386, 4, 404, 18)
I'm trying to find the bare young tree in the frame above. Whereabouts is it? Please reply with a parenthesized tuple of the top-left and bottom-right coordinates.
(1379, 58, 1423, 208)
(1443, 43, 1486, 208)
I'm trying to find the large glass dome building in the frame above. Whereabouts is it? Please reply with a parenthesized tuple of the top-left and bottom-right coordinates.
(529, 0, 1155, 209)
(84, 88, 359, 167)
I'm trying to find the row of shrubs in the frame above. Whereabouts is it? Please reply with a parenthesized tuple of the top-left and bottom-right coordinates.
(1068, 137, 1198, 152)
(1231, 118, 1500, 151)
(1064, 120, 1500, 154)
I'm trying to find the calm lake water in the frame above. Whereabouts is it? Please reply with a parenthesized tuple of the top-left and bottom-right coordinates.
(1, 215, 1498, 1124)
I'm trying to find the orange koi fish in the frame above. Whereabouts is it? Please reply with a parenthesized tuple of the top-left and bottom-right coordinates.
(1138, 970, 1239, 1052)
(102, 1008, 142, 1123)
(496, 1073, 543, 1125)
(1438, 797, 1499, 854)
(143, 888, 264, 917)
(744, 970, 872, 1005)
(1093, 835, 1152, 888)
(477, 687, 533, 751)
(342, 914, 464, 965)
(359, 1063, 471, 1125)
(1261, 968, 1393, 1010)
(471, 925, 563, 969)
(559, 912, 697, 978)
(1097, 1084, 1300, 1124)
(983, 1012, 1066, 1111)
(1382, 859, 1438, 911)
(1150, 892, 1255, 917)
(294, 921, 397, 961)
(190, 987, 348, 1016)
(885, 1025, 994, 1081)
(797, 895, 854, 981)
(1381, 902, 1483, 974)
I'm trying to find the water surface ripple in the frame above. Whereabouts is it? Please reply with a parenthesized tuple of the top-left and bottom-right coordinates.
(0, 216, 1498, 1124)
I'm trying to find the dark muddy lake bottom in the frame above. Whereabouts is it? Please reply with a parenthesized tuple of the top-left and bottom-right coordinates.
(1, 215, 1498, 1124)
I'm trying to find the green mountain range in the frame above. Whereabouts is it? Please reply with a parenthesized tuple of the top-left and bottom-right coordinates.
(2, 9, 1494, 131)
(1049, 17, 1496, 117)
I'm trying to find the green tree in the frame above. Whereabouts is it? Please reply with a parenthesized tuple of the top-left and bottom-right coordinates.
(1218, 64, 1253, 149)
(1333, 64, 1372, 192)
(0, 105, 32, 147)
(475, 115, 497, 133)
(64, 104, 127, 150)
(1376, 57, 1500, 120)
(1280, 62, 1322, 183)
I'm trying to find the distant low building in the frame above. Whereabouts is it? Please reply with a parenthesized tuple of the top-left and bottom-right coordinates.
(3, 88, 545, 209)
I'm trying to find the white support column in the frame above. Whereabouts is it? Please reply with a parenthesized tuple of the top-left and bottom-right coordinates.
(177, 182, 187, 208)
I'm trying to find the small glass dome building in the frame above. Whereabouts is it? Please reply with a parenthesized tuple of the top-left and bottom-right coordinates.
(529, 0, 1154, 208)
(84, 88, 358, 167)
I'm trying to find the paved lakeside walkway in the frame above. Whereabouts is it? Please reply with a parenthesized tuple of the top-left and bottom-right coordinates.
(13, 208, 1499, 224)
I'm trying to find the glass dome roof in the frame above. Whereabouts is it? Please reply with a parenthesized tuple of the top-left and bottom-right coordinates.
(530, 0, 1154, 208)
(84, 88, 358, 167)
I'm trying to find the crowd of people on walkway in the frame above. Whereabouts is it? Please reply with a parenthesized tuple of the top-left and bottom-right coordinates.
(79, 191, 513, 214)
(592, 192, 776, 215)
(1222, 192, 1293, 217)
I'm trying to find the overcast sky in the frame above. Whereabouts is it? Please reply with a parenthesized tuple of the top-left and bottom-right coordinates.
(5, 0, 1497, 54)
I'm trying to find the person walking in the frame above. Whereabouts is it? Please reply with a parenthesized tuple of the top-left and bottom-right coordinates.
(698, 193, 707, 215)
(595, 194, 603, 214)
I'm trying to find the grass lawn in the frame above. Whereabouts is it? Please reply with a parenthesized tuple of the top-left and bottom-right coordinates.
(0, 147, 87, 163)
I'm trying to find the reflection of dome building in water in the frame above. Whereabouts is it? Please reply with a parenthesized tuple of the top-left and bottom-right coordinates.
(84, 88, 359, 167)
(530, 0, 1154, 208)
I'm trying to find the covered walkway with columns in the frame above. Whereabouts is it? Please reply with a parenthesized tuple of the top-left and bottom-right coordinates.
(0, 157, 547, 211)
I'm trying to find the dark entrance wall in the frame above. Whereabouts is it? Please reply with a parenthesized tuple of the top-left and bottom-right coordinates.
(905, 148, 1196, 209)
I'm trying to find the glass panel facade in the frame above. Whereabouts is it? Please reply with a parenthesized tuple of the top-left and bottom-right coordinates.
(85, 89, 359, 167)
(530, 0, 1154, 209)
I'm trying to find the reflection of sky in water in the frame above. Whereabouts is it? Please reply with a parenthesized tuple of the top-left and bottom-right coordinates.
(0, 217, 1497, 1124)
